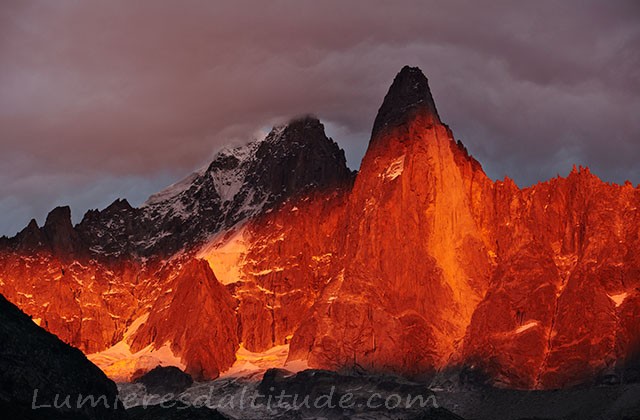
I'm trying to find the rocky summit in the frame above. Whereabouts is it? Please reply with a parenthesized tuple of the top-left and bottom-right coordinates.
(0, 66, 639, 396)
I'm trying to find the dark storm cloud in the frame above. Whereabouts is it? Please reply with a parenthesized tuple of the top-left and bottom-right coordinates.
(1, 0, 639, 235)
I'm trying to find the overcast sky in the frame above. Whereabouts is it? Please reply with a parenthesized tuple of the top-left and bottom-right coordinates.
(1, 1, 639, 236)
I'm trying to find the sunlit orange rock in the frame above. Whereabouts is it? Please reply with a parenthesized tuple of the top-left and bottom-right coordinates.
(237, 186, 351, 352)
(1, 65, 639, 389)
(130, 259, 239, 380)
(289, 66, 495, 376)
(463, 166, 640, 388)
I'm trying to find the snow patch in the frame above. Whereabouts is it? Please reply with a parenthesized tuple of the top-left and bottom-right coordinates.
(87, 314, 186, 382)
(220, 344, 308, 379)
(515, 321, 539, 334)
(209, 144, 257, 203)
(197, 225, 249, 285)
(608, 292, 628, 307)
(249, 267, 285, 276)
(143, 168, 207, 207)
(312, 253, 333, 264)
(383, 155, 405, 181)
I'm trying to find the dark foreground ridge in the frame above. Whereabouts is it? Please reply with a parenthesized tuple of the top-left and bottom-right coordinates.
(0, 294, 125, 420)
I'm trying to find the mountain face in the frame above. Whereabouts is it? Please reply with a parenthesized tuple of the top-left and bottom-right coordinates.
(76, 115, 352, 259)
(129, 259, 239, 380)
(1, 66, 639, 390)
(0, 116, 354, 380)
(289, 68, 494, 376)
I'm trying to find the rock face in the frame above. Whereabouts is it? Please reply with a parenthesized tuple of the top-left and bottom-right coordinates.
(289, 67, 494, 376)
(130, 259, 239, 380)
(0, 66, 639, 390)
(0, 294, 125, 420)
(463, 168, 640, 389)
(287, 66, 640, 390)
(234, 185, 352, 353)
(43, 206, 84, 259)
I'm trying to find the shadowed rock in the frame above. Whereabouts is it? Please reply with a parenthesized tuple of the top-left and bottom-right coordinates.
(0, 294, 125, 420)
(133, 366, 194, 395)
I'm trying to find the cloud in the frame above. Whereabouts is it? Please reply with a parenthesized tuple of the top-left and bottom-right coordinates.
(1, 0, 639, 235)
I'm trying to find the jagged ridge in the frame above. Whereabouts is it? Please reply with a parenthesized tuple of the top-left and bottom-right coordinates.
(0, 66, 638, 391)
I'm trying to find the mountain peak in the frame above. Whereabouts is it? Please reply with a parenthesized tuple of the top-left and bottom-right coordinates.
(371, 66, 440, 140)
(15, 218, 45, 251)
(285, 114, 321, 128)
(250, 114, 352, 201)
(43, 205, 81, 258)
(265, 115, 323, 145)
(44, 205, 72, 229)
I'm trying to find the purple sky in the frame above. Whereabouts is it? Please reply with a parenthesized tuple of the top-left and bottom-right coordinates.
(1, 1, 639, 236)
